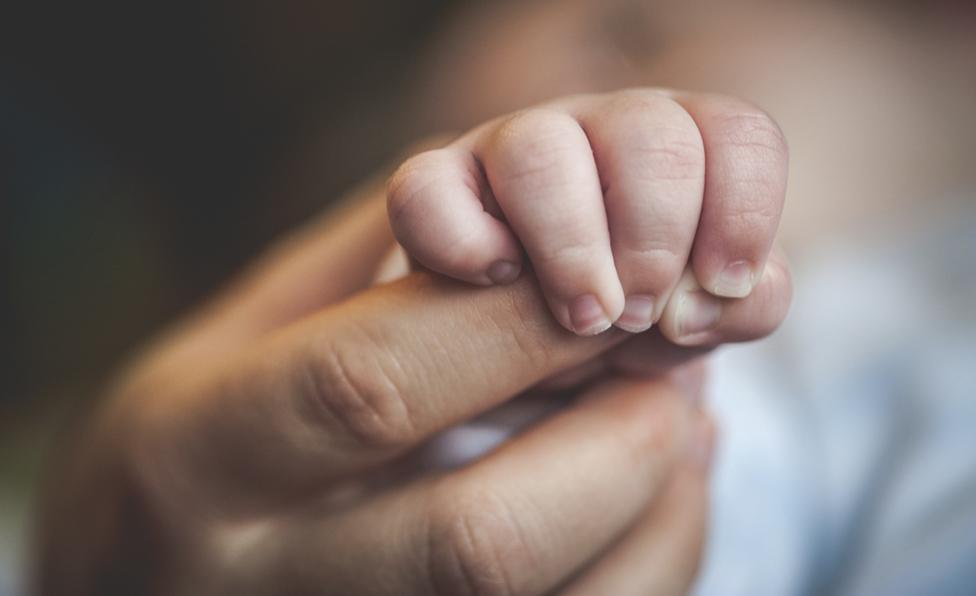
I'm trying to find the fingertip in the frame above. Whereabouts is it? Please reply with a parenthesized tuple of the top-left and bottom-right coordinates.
(669, 291, 724, 345)
(613, 294, 656, 334)
(568, 293, 614, 336)
(539, 277, 629, 337)
(486, 259, 523, 285)
(663, 250, 792, 346)
(705, 259, 759, 298)
(386, 148, 524, 287)
(658, 271, 724, 347)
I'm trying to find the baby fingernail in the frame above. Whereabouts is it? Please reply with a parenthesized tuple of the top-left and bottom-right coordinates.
(711, 260, 755, 298)
(675, 291, 722, 339)
(614, 294, 655, 333)
(487, 260, 521, 284)
(569, 294, 612, 336)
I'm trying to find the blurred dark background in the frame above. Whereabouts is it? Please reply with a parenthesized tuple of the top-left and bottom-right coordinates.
(2, 6, 469, 586)
(9, 0, 968, 430)
(2, 0, 472, 420)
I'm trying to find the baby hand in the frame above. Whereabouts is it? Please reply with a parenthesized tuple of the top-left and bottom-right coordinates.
(387, 89, 787, 336)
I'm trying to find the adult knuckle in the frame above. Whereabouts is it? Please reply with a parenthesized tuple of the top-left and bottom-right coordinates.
(613, 391, 683, 466)
(301, 330, 417, 449)
(489, 286, 557, 372)
(426, 485, 531, 596)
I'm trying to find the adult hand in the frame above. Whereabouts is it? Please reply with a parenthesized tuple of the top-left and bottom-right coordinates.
(35, 169, 788, 596)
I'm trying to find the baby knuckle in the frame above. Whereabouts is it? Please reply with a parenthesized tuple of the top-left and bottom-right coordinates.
(534, 240, 596, 268)
(714, 106, 789, 166)
(490, 109, 583, 184)
(607, 88, 673, 112)
(497, 108, 577, 144)
(639, 138, 706, 181)
(605, 94, 705, 180)
(726, 196, 781, 231)
(619, 245, 686, 289)
(387, 150, 450, 224)
(716, 196, 783, 250)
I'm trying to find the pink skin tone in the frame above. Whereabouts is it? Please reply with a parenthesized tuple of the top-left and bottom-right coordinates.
(388, 88, 788, 338)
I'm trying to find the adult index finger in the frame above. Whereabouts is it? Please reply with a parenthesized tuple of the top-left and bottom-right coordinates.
(131, 272, 627, 514)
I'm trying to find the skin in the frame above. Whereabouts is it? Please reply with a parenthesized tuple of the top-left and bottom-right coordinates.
(389, 89, 788, 337)
(407, 0, 976, 250)
(34, 101, 791, 594)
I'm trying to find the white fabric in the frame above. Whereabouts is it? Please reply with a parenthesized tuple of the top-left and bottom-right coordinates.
(696, 199, 976, 596)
